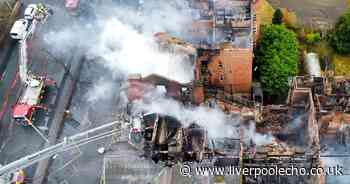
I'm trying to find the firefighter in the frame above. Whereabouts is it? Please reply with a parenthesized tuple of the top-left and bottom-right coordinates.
(37, 3, 53, 15)
(10, 169, 25, 184)
(37, 3, 46, 14)
(36, 3, 53, 21)
(34, 3, 46, 20)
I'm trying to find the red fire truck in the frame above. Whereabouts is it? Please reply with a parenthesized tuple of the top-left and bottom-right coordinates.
(12, 76, 53, 126)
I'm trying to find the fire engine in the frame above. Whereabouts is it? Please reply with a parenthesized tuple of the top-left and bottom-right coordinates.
(10, 3, 54, 127)
(12, 75, 52, 126)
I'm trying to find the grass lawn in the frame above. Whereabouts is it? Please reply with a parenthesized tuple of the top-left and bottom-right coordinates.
(333, 55, 350, 76)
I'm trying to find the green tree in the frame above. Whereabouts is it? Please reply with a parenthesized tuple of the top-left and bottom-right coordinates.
(305, 32, 321, 45)
(272, 9, 283, 25)
(256, 25, 299, 97)
(329, 10, 350, 54)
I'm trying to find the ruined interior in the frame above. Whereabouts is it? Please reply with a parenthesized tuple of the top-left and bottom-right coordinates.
(186, 0, 253, 48)
(106, 1, 347, 184)
(240, 77, 323, 184)
(188, 0, 254, 104)
(132, 113, 210, 165)
(2, 0, 350, 184)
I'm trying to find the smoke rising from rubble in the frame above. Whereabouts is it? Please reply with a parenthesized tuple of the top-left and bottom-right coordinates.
(243, 122, 275, 146)
(86, 78, 114, 102)
(89, 18, 194, 83)
(89, 0, 195, 84)
(88, 1, 194, 101)
(39, 1, 246, 146)
(84, 15, 194, 102)
(42, 0, 194, 104)
(39, 1, 242, 143)
(132, 95, 239, 139)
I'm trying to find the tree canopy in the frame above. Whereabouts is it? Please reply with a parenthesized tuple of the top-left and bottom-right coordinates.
(305, 32, 321, 45)
(256, 25, 299, 97)
(329, 10, 350, 54)
(272, 9, 283, 25)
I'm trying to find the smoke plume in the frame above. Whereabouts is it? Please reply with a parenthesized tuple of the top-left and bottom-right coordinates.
(242, 121, 275, 146)
(89, 18, 194, 83)
(132, 94, 239, 139)
(42, 1, 195, 103)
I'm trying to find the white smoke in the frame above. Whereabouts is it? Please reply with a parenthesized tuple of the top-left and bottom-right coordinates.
(132, 96, 239, 139)
(41, 1, 195, 103)
(85, 78, 114, 102)
(95, 0, 193, 36)
(88, 0, 194, 83)
(39, 2, 238, 141)
(43, 28, 78, 56)
(243, 121, 275, 146)
(89, 18, 194, 83)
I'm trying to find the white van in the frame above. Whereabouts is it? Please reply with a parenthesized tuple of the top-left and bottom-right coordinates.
(24, 4, 38, 20)
(10, 19, 30, 40)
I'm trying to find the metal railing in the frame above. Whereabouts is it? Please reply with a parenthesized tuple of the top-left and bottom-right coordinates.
(0, 120, 125, 176)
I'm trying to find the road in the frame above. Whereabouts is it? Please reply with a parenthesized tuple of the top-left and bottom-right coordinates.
(45, 57, 125, 184)
(0, 1, 179, 184)
(1, 1, 197, 184)
(0, 1, 124, 183)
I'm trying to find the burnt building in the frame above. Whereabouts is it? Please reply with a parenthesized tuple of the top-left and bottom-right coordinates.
(127, 74, 189, 102)
(289, 76, 350, 146)
(128, 113, 211, 166)
(239, 77, 324, 184)
(126, 0, 258, 109)
(194, 47, 253, 100)
(185, 0, 256, 104)
(309, 76, 350, 146)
